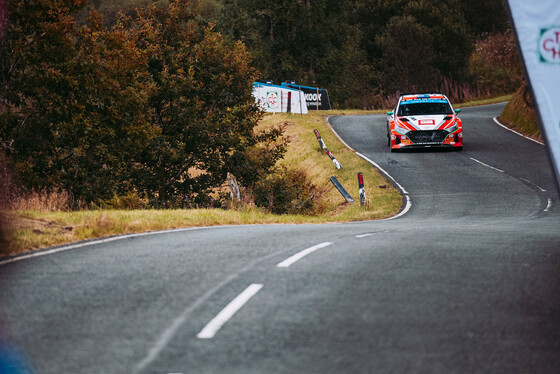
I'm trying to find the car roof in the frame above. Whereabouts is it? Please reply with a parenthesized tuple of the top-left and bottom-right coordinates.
(399, 93, 447, 102)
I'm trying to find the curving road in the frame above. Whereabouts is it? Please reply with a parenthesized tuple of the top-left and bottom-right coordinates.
(1, 103, 560, 373)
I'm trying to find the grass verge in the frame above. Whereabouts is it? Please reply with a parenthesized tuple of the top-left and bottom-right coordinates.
(3, 111, 402, 257)
(498, 86, 541, 142)
(3, 94, 517, 257)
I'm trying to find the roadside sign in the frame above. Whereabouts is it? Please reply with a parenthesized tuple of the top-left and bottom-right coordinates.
(507, 1, 560, 192)
(281, 82, 331, 110)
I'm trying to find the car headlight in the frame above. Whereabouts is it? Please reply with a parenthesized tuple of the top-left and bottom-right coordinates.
(446, 122, 459, 133)
(394, 121, 409, 135)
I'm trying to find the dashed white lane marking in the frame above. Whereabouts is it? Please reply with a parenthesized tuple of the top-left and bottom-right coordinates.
(493, 117, 544, 145)
(197, 284, 263, 339)
(469, 157, 505, 173)
(134, 274, 241, 373)
(356, 233, 374, 238)
(545, 198, 553, 212)
(277, 242, 333, 268)
(356, 230, 390, 238)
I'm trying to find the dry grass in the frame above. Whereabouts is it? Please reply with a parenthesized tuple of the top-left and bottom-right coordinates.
(499, 86, 541, 142)
(3, 111, 404, 257)
(261, 113, 402, 220)
(3, 95, 517, 257)
(11, 190, 73, 212)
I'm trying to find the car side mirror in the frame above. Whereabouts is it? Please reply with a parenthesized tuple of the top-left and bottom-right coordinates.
(455, 108, 461, 113)
(387, 111, 394, 116)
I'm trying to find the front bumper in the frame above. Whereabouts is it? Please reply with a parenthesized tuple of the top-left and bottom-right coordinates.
(390, 129, 463, 150)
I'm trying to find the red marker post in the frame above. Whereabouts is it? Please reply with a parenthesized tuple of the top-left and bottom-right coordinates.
(358, 172, 366, 206)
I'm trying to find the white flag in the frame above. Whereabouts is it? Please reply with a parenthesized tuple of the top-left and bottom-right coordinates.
(507, 1, 560, 187)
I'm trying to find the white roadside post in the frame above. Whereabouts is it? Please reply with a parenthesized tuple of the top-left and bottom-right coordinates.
(313, 129, 328, 150)
(326, 150, 342, 170)
(227, 172, 240, 202)
(358, 172, 366, 207)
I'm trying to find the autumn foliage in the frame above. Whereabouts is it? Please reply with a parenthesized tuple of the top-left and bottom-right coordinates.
(0, 0, 287, 208)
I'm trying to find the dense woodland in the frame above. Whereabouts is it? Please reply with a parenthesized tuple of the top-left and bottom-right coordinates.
(90, 0, 519, 106)
(0, 0, 523, 210)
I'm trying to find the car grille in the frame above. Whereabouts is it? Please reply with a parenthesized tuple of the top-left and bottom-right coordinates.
(407, 130, 447, 144)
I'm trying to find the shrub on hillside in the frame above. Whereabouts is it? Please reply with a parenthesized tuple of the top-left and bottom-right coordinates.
(499, 83, 540, 141)
(469, 30, 523, 95)
(253, 167, 316, 215)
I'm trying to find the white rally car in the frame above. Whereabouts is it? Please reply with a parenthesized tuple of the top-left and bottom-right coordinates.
(386, 93, 463, 151)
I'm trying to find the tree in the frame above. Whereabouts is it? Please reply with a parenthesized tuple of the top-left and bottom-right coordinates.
(354, 0, 471, 96)
(376, 16, 438, 93)
(469, 29, 523, 95)
(459, 0, 509, 37)
(1, 1, 156, 204)
(404, 0, 471, 82)
(216, 0, 369, 107)
(133, 0, 286, 206)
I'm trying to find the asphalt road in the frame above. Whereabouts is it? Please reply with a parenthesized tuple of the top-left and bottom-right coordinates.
(1, 103, 560, 374)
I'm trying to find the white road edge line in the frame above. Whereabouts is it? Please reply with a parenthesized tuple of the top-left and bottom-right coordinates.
(520, 177, 547, 192)
(197, 284, 263, 339)
(277, 242, 333, 268)
(493, 117, 544, 145)
(0, 225, 257, 267)
(325, 117, 411, 220)
(469, 157, 505, 173)
(355, 152, 409, 194)
(354, 152, 412, 221)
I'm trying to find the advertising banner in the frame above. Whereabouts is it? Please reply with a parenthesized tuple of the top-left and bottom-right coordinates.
(252, 82, 308, 114)
(281, 83, 331, 110)
(507, 1, 560, 189)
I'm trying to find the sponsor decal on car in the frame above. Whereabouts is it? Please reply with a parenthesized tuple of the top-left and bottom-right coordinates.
(402, 98, 448, 104)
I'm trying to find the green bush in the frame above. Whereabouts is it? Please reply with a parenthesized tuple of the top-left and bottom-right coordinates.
(253, 167, 316, 215)
(97, 191, 147, 210)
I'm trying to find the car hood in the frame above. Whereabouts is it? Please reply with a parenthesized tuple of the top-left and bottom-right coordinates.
(399, 115, 448, 131)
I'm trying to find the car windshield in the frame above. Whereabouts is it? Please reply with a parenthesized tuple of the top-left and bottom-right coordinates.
(397, 102, 453, 116)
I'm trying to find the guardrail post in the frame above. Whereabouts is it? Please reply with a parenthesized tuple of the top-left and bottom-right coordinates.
(313, 129, 328, 150)
(227, 172, 240, 202)
(357, 172, 366, 206)
(329, 176, 354, 203)
(326, 150, 342, 169)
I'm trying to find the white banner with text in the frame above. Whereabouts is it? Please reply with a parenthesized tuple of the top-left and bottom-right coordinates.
(507, 0, 560, 188)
